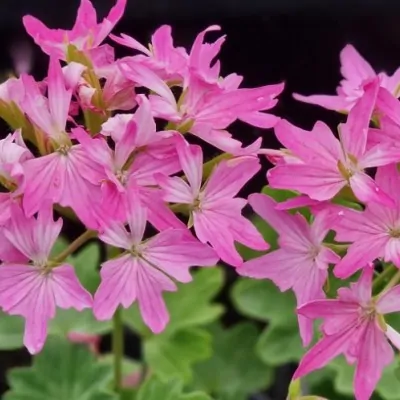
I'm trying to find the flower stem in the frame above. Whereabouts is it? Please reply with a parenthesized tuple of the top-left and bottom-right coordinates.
(52, 230, 97, 263)
(112, 307, 124, 392)
(202, 153, 232, 180)
(372, 264, 397, 292)
(382, 269, 400, 292)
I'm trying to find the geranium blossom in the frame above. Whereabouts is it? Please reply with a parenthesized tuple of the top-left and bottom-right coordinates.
(294, 44, 400, 112)
(294, 267, 400, 400)
(93, 195, 218, 332)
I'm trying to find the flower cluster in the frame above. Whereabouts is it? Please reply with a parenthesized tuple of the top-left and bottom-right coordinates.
(0, 0, 282, 355)
(2, 2, 399, 399)
(238, 45, 400, 400)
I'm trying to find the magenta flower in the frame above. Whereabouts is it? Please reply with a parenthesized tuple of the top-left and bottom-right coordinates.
(237, 193, 340, 345)
(111, 25, 188, 82)
(119, 60, 283, 154)
(334, 164, 400, 278)
(23, 0, 126, 60)
(74, 97, 184, 230)
(21, 57, 106, 229)
(268, 79, 400, 207)
(294, 267, 400, 400)
(93, 196, 218, 332)
(294, 44, 400, 112)
(0, 206, 92, 354)
(156, 138, 268, 267)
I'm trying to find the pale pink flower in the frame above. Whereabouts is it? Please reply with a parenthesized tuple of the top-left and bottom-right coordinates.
(0, 206, 92, 354)
(334, 164, 400, 278)
(294, 267, 400, 400)
(294, 44, 400, 112)
(156, 138, 268, 267)
(0, 129, 32, 188)
(268, 79, 400, 207)
(119, 61, 283, 154)
(0, 76, 25, 107)
(111, 25, 188, 82)
(237, 194, 340, 345)
(23, 0, 126, 60)
(93, 196, 218, 332)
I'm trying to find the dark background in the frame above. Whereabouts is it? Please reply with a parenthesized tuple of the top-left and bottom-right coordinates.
(1, 0, 400, 398)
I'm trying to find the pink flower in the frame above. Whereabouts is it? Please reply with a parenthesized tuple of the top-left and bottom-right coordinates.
(119, 60, 283, 154)
(111, 25, 188, 82)
(74, 99, 183, 230)
(294, 44, 400, 112)
(22, 144, 106, 229)
(93, 196, 218, 332)
(21, 56, 72, 143)
(23, 0, 127, 60)
(0, 130, 33, 260)
(77, 59, 136, 113)
(0, 76, 25, 107)
(294, 267, 400, 400)
(0, 206, 92, 354)
(187, 25, 226, 85)
(237, 194, 340, 345)
(268, 79, 400, 207)
(156, 138, 268, 267)
(21, 57, 106, 229)
(0, 130, 32, 189)
(334, 164, 400, 278)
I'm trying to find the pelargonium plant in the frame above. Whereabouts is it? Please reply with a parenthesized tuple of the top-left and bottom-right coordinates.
(1, 1, 400, 400)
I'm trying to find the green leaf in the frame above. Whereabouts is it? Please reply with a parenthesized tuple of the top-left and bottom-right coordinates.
(73, 242, 101, 293)
(99, 354, 141, 376)
(123, 267, 224, 336)
(4, 336, 117, 400)
(51, 236, 69, 257)
(262, 186, 311, 219)
(329, 356, 396, 400)
(0, 312, 24, 350)
(144, 327, 212, 383)
(51, 238, 101, 293)
(192, 323, 273, 400)
(256, 323, 303, 366)
(136, 377, 212, 400)
(49, 308, 112, 337)
(261, 186, 299, 202)
(49, 240, 109, 337)
(236, 215, 277, 260)
(231, 278, 297, 327)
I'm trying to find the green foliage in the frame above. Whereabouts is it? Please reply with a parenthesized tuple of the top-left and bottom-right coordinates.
(0, 239, 108, 350)
(123, 267, 225, 337)
(192, 323, 273, 400)
(136, 377, 212, 400)
(144, 327, 213, 382)
(51, 237, 101, 293)
(4, 337, 117, 400)
(49, 238, 112, 337)
(123, 268, 224, 383)
(326, 356, 400, 400)
(231, 278, 303, 368)
(0, 312, 24, 350)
